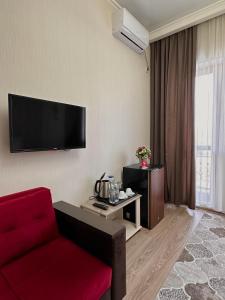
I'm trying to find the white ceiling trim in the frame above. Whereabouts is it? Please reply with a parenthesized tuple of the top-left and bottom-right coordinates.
(149, 0, 225, 42)
(108, 0, 225, 43)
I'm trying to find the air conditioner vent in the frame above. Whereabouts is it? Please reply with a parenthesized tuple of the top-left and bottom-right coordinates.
(120, 32, 144, 52)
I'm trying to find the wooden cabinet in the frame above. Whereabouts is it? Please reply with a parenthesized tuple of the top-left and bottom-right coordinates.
(123, 164, 164, 229)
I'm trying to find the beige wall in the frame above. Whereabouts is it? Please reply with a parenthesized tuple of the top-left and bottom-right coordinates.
(0, 0, 150, 205)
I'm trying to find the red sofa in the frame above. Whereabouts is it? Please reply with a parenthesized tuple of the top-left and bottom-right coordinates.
(0, 188, 126, 300)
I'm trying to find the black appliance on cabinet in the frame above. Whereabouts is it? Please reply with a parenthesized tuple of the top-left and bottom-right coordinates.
(123, 164, 164, 229)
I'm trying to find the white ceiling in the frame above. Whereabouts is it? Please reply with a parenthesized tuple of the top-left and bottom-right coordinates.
(116, 0, 220, 30)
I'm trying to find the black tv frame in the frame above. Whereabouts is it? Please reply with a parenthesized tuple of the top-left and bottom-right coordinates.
(8, 94, 86, 153)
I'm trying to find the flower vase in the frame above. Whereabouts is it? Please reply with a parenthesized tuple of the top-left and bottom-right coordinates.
(140, 159, 148, 169)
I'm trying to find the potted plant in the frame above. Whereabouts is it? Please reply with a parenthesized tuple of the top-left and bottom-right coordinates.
(136, 146, 151, 169)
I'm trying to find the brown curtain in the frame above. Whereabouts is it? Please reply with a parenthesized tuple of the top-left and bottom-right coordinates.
(150, 27, 197, 209)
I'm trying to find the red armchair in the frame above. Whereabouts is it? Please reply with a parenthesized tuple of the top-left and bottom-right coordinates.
(0, 188, 126, 300)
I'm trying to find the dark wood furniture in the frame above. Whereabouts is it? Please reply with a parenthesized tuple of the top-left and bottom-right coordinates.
(54, 201, 126, 300)
(123, 164, 164, 229)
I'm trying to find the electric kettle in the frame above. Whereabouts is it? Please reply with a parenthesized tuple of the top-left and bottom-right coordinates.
(94, 173, 110, 200)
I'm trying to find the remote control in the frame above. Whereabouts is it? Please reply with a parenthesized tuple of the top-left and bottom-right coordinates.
(93, 202, 109, 210)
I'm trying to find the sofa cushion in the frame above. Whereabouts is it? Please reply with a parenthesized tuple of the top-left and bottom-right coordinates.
(0, 273, 19, 300)
(0, 187, 46, 204)
(0, 188, 58, 267)
(2, 237, 112, 300)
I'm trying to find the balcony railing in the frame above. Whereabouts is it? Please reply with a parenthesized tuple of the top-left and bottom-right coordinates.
(196, 145, 211, 205)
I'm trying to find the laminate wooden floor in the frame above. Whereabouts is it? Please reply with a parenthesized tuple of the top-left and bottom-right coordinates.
(125, 204, 204, 300)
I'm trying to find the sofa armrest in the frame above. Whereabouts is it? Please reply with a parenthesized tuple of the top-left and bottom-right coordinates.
(53, 201, 126, 300)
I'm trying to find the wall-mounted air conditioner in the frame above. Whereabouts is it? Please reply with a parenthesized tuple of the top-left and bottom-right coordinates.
(112, 8, 150, 54)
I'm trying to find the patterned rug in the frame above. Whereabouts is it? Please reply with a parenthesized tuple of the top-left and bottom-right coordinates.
(156, 212, 225, 300)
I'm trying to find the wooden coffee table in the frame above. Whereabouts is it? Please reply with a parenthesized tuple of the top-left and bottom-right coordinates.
(81, 194, 142, 240)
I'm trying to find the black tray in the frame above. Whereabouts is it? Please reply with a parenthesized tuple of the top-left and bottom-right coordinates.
(96, 193, 137, 206)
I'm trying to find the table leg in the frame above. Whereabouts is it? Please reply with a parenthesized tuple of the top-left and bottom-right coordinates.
(135, 198, 141, 229)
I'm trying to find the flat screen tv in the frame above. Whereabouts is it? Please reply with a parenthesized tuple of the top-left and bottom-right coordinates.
(8, 94, 86, 153)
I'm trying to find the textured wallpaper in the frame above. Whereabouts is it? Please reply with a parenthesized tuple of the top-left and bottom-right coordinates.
(0, 0, 150, 204)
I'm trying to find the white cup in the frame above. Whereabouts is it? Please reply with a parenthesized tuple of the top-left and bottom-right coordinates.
(119, 191, 127, 199)
(126, 188, 133, 196)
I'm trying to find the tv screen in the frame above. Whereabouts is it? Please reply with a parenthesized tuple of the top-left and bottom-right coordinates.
(8, 94, 86, 152)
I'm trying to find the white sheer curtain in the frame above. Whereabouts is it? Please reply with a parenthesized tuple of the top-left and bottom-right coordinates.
(195, 14, 225, 212)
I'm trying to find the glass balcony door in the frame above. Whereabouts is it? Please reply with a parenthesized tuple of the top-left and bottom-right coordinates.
(195, 73, 213, 208)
